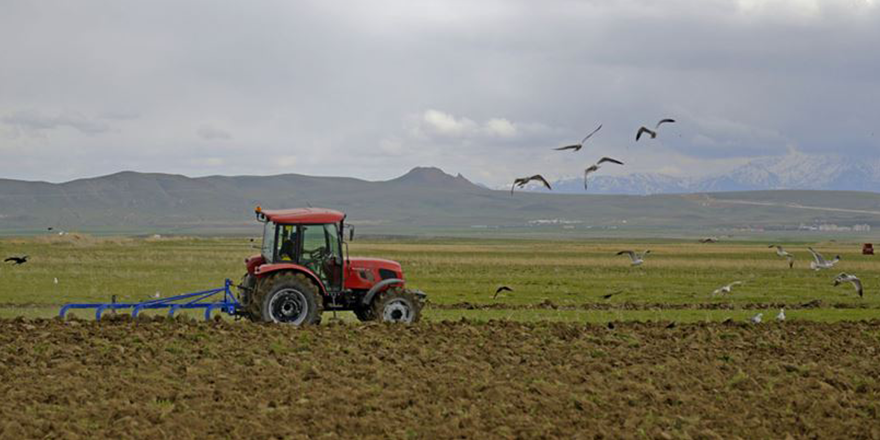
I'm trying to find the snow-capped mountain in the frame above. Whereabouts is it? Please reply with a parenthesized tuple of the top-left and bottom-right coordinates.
(546, 153, 880, 195)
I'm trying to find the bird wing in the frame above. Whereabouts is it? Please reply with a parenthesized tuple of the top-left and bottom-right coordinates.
(808, 247, 826, 264)
(636, 127, 653, 141)
(655, 118, 676, 129)
(580, 124, 603, 144)
(510, 181, 518, 195)
(554, 144, 580, 151)
(728, 281, 743, 288)
(495, 286, 512, 294)
(850, 278, 863, 296)
(531, 175, 552, 190)
(3, 257, 12, 262)
(584, 164, 599, 175)
(616, 250, 636, 261)
(596, 157, 624, 166)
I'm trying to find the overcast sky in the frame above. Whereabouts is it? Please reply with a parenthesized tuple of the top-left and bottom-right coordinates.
(1, 0, 878, 186)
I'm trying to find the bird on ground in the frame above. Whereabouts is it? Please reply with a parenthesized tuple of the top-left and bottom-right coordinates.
(636, 119, 676, 141)
(699, 237, 718, 243)
(53, 277, 58, 284)
(617, 250, 651, 266)
(554, 124, 602, 152)
(750, 313, 763, 324)
(808, 247, 840, 271)
(665, 321, 676, 329)
(833, 273, 863, 298)
(511, 175, 552, 194)
(712, 281, 743, 296)
(769, 245, 795, 269)
(4, 255, 28, 265)
(584, 157, 625, 189)
(776, 308, 786, 321)
(154, 291, 161, 299)
(602, 290, 623, 300)
(493, 286, 513, 299)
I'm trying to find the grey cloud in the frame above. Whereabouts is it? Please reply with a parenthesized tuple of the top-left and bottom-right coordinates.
(2, 109, 110, 136)
(0, 0, 878, 186)
(196, 125, 233, 141)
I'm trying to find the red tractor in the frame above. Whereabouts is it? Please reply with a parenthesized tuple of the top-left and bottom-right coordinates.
(238, 207, 425, 324)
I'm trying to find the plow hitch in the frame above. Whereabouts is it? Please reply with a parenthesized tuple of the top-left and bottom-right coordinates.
(59, 279, 240, 321)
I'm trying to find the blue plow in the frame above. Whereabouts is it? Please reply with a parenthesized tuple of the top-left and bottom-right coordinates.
(59, 279, 240, 321)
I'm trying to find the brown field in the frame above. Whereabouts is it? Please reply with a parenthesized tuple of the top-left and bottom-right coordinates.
(2, 318, 879, 439)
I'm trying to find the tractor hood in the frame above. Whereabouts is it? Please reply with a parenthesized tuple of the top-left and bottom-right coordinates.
(347, 257, 402, 274)
(345, 257, 405, 290)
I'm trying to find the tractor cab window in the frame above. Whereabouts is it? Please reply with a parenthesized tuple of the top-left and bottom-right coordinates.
(276, 224, 298, 262)
(300, 225, 327, 272)
(299, 224, 343, 289)
(261, 222, 277, 262)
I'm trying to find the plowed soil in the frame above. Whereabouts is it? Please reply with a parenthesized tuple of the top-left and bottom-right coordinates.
(1, 318, 879, 439)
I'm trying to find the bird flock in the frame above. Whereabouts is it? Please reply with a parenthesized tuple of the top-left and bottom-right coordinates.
(492, 242, 868, 324)
(511, 118, 674, 193)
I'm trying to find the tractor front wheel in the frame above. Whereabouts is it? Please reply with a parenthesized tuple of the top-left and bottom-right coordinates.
(371, 287, 422, 323)
(256, 273, 323, 325)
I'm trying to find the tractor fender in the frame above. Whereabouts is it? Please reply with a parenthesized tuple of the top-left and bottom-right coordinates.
(254, 263, 327, 296)
(362, 278, 405, 306)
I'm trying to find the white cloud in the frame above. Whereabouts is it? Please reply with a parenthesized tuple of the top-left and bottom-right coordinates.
(483, 118, 517, 138)
(421, 109, 477, 137)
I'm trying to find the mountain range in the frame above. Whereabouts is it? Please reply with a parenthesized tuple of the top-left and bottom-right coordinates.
(546, 153, 880, 195)
(1, 165, 879, 236)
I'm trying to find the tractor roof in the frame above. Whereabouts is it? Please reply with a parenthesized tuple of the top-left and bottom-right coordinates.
(261, 208, 345, 224)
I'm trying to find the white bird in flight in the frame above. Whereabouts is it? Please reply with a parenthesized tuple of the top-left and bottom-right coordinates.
(616, 250, 651, 266)
(769, 245, 794, 269)
(808, 247, 840, 271)
(636, 118, 676, 141)
(584, 157, 625, 189)
(833, 273, 863, 298)
(712, 281, 743, 296)
(554, 124, 602, 152)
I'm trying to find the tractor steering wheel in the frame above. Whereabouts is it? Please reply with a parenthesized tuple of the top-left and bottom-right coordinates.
(307, 247, 330, 262)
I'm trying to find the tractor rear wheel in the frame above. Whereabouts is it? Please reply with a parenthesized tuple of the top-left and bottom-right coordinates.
(254, 273, 323, 325)
(371, 287, 422, 323)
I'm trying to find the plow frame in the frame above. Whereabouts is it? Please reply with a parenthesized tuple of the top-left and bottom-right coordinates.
(59, 279, 240, 321)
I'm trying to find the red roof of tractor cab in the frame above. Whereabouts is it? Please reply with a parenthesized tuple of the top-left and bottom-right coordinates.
(260, 208, 345, 224)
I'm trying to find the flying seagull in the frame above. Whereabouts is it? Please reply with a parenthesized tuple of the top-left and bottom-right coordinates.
(769, 245, 795, 269)
(636, 119, 676, 141)
(712, 281, 743, 296)
(776, 308, 786, 321)
(584, 157, 625, 189)
(4, 255, 28, 265)
(833, 273, 863, 298)
(493, 286, 513, 299)
(511, 175, 552, 194)
(751, 313, 763, 324)
(554, 124, 602, 152)
(616, 250, 651, 266)
(808, 247, 840, 271)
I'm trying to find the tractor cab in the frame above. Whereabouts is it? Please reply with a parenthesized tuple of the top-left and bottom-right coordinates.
(240, 207, 425, 325)
(256, 209, 345, 292)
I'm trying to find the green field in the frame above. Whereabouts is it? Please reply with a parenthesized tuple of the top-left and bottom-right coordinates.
(1, 234, 878, 322)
